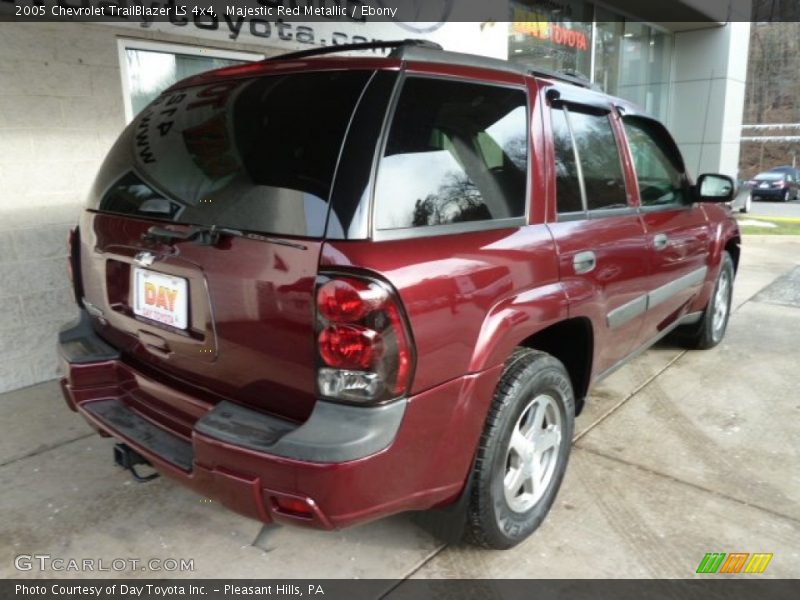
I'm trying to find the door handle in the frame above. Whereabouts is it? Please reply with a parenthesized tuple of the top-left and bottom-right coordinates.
(573, 251, 597, 275)
(653, 233, 669, 251)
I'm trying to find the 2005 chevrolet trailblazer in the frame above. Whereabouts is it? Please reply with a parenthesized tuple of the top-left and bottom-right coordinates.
(59, 40, 740, 548)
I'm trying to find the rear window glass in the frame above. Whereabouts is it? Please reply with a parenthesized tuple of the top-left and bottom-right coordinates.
(373, 77, 528, 230)
(89, 71, 373, 237)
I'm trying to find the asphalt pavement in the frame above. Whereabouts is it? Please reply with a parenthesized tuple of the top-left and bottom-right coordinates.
(736, 181, 800, 218)
(749, 198, 800, 218)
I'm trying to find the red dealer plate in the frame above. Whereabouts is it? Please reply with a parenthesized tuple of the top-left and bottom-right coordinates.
(133, 268, 189, 330)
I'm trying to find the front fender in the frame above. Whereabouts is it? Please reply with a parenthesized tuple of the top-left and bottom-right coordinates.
(694, 205, 741, 311)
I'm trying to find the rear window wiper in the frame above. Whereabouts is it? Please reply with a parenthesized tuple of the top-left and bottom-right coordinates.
(142, 225, 307, 250)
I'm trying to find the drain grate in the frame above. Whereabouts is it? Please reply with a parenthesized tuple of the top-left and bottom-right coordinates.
(752, 266, 800, 308)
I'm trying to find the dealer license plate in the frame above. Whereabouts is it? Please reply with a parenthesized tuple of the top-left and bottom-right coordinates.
(133, 269, 189, 330)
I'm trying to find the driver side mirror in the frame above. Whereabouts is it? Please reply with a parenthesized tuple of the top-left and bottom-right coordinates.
(695, 173, 735, 203)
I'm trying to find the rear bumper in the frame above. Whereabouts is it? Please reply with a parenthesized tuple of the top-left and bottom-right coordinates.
(751, 187, 788, 199)
(58, 312, 501, 529)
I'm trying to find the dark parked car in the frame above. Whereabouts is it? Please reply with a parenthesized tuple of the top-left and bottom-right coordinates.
(750, 170, 799, 202)
(59, 40, 740, 549)
(768, 165, 800, 178)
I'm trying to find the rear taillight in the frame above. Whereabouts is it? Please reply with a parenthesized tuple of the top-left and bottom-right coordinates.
(319, 324, 383, 370)
(67, 226, 83, 307)
(315, 274, 414, 404)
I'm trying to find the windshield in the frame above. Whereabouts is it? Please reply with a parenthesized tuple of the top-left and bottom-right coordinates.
(88, 70, 374, 238)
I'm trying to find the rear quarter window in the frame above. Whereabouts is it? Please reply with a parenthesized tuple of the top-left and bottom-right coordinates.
(88, 70, 374, 238)
(373, 77, 528, 231)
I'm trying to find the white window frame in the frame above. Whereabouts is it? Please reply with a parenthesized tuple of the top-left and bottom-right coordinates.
(117, 38, 263, 123)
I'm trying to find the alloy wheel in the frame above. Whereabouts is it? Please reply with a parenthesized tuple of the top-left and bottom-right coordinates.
(712, 268, 732, 340)
(503, 393, 563, 513)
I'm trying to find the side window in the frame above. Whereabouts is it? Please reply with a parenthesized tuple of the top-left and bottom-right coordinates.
(551, 108, 583, 213)
(551, 105, 628, 215)
(374, 78, 528, 230)
(623, 116, 687, 206)
(567, 109, 628, 211)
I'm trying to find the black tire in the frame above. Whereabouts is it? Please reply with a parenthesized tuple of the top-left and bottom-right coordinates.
(466, 348, 575, 549)
(677, 252, 734, 350)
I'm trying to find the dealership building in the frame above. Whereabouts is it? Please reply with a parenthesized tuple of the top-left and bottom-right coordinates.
(0, 0, 751, 393)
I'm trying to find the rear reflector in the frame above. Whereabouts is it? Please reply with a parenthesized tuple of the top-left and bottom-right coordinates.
(272, 496, 313, 518)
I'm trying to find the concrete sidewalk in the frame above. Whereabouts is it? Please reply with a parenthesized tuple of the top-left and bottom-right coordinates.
(1, 236, 798, 580)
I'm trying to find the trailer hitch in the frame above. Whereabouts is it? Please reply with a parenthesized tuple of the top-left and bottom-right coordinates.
(113, 443, 160, 483)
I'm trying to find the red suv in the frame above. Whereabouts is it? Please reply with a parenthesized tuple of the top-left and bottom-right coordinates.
(59, 40, 740, 549)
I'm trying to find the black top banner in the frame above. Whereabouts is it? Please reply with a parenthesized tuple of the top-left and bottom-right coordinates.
(0, 0, 798, 24)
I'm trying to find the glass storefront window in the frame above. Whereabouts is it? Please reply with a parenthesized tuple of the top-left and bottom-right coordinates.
(509, 0, 593, 79)
(119, 41, 261, 121)
(614, 22, 673, 120)
(593, 11, 624, 95)
(509, 2, 674, 121)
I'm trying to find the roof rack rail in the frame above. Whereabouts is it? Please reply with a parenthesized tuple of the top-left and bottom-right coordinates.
(389, 44, 600, 91)
(266, 39, 443, 62)
(264, 40, 601, 92)
(528, 67, 597, 90)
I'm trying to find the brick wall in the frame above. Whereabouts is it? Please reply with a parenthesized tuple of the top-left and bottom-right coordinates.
(0, 22, 273, 393)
